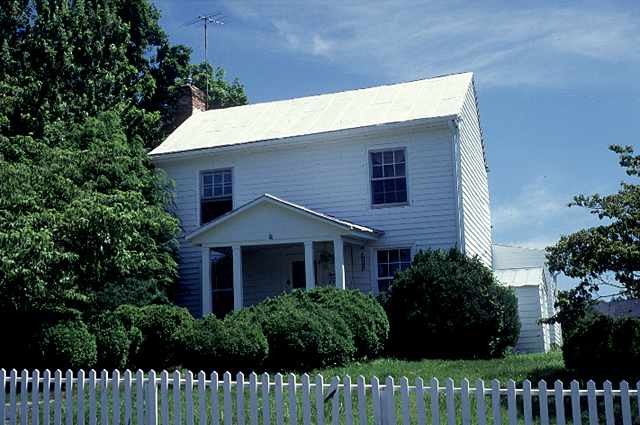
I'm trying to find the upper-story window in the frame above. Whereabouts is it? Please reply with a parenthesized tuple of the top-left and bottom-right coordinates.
(370, 149, 407, 206)
(201, 169, 233, 224)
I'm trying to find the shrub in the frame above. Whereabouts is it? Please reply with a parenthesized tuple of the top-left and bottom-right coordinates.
(289, 288, 389, 359)
(115, 304, 194, 369)
(183, 314, 268, 372)
(232, 294, 356, 370)
(88, 311, 131, 369)
(40, 320, 97, 369)
(384, 249, 520, 359)
(562, 313, 640, 376)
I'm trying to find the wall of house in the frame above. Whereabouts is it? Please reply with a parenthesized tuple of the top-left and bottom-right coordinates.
(158, 124, 459, 315)
(458, 81, 492, 267)
(513, 285, 548, 353)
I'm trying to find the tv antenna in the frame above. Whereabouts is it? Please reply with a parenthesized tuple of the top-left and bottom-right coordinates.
(185, 13, 225, 109)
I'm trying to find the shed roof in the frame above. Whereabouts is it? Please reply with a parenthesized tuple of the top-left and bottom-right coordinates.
(494, 267, 544, 287)
(150, 72, 474, 157)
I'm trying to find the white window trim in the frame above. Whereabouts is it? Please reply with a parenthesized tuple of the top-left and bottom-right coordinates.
(371, 246, 414, 295)
(198, 167, 234, 226)
(368, 146, 410, 208)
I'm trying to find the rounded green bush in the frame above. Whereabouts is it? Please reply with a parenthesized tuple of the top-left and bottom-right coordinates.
(183, 314, 268, 372)
(41, 320, 97, 369)
(290, 288, 389, 359)
(88, 311, 130, 369)
(385, 249, 520, 359)
(115, 304, 194, 369)
(233, 294, 356, 370)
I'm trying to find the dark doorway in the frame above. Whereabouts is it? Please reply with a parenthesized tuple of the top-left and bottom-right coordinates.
(291, 260, 306, 289)
(210, 247, 233, 318)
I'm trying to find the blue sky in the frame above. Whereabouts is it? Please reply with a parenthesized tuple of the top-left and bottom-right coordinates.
(154, 0, 640, 288)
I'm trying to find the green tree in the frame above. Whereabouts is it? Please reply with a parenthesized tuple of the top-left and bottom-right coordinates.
(547, 145, 640, 327)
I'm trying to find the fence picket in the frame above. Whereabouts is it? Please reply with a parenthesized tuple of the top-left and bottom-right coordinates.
(77, 370, 85, 425)
(147, 370, 157, 425)
(416, 378, 426, 425)
(100, 370, 108, 425)
(223, 372, 232, 425)
(123, 370, 132, 425)
(384, 376, 396, 425)
(331, 376, 341, 425)
(493, 379, 503, 425)
(275, 373, 284, 425)
(160, 371, 169, 425)
(371, 376, 381, 425)
(460, 379, 470, 425)
(637, 381, 640, 417)
(554, 380, 566, 425)
(620, 381, 632, 425)
(538, 380, 549, 425)
(248, 373, 258, 425)
(475, 379, 486, 425)
(172, 371, 181, 425)
(136, 370, 145, 425)
(289, 374, 298, 425)
(9, 369, 17, 425)
(88, 370, 97, 425)
(603, 381, 614, 425)
(199, 372, 209, 425)
(356, 376, 367, 425)
(0, 370, 5, 425)
(570, 380, 581, 425)
(185, 371, 194, 425)
(445, 378, 455, 425)
(507, 380, 516, 425)
(21, 370, 29, 425)
(315, 375, 325, 425)
(65, 370, 73, 425)
(211, 372, 220, 425)
(523, 380, 533, 425)
(237, 372, 245, 425)
(53, 370, 62, 425)
(112, 370, 120, 425)
(262, 373, 271, 425)
(430, 378, 440, 425)
(587, 380, 598, 425)
(32, 370, 40, 425)
(302, 374, 311, 425)
(43, 370, 51, 425)
(400, 377, 410, 425)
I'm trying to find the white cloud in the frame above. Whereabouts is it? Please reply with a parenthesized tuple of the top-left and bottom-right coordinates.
(220, 1, 640, 87)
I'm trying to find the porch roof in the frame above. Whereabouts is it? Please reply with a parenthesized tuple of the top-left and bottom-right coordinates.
(186, 194, 383, 246)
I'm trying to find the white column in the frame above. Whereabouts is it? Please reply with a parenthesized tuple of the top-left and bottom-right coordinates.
(333, 237, 346, 290)
(304, 241, 316, 290)
(201, 247, 212, 315)
(232, 245, 243, 311)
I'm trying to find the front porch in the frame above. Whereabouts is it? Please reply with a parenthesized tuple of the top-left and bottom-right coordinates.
(186, 194, 382, 317)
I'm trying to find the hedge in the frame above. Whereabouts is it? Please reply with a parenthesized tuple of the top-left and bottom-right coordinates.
(40, 320, 97, 369)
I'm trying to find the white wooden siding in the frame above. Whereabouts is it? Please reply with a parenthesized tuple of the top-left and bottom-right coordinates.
(159, 124, 458, 315)
(513, 286, 547, 353)
(458, 81, 492, 267)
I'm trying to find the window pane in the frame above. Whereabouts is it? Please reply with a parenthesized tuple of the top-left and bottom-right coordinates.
(378, 279, 391, 293)
(223, 185, 232, 195)
(389, 249, 399, 263)
(396, 189, 407, 203)
(371, 152, 382, 165)
(394, 150, 405, 163)
(372, 192, 384, 204)
(389, 262, 399, 275)
(397, 178, 407, 191)
(223, 172, 232, 183)
(400, 249, 411, 263)
(383, 151, 394, 163)
(395, 163, 406, 176)
(203, 187, 213, 199)
(378, 263, 389, 278)
(383, 179, 395, 192)
(383, 164, 394, 177)
(202, 174, 213, 186)
(385, 191, 397, 204)
(372, 165, 383, 178)
(201, 199, 233, 224)
(214, 185, 222, 196)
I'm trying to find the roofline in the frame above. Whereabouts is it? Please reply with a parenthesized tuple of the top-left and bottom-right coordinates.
(149, 114, 456, 162)
(185, 193, 383, 243)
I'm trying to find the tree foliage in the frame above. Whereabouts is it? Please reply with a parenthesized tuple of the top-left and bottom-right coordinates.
(547, 145, 640, 319)
(0, 0, 246, 316)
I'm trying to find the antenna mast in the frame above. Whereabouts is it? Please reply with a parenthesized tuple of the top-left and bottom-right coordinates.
(186, 13, 224, 109)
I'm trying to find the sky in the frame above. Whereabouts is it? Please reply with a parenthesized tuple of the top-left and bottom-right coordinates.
(154, 0, 640, 289)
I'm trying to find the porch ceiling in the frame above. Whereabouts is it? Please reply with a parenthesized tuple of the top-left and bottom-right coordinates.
(186, 194, 383, 247)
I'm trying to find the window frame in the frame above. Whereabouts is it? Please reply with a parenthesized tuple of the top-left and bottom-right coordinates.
(374, 247, 413, 294)
(368, 147, 410, 208)
(198, 168, 234, 225)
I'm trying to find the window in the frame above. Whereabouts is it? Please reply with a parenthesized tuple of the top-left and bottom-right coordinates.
(370, 149, 407, 205)
(210, 248, 233, 318)
(201, 169, 233, 224)
(377, 248, 411, 292)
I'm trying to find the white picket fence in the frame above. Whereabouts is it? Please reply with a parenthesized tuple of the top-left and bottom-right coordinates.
(2, 369, 640, 425)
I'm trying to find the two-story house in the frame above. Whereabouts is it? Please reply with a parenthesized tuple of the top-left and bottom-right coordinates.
(150, 72, 557, 352)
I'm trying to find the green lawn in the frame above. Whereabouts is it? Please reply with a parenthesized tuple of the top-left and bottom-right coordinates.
(314, 351, 567, 384)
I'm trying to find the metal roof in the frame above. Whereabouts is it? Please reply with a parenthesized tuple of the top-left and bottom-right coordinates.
(150, 72, 474, 156)
(492, 244, 547, 270)
(494, 267, 544, 287)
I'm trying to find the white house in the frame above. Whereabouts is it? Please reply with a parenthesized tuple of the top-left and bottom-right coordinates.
(150, 72, 557, 352)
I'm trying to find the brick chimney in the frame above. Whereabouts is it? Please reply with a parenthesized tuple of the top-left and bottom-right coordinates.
(171, 84, 207, 130)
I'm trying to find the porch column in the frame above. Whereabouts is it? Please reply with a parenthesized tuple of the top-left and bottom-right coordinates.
(232, 245, 243, 311)
(201, 247, 212, 315)
(333, 237, 346, 289)
(304, 240, 315, 290)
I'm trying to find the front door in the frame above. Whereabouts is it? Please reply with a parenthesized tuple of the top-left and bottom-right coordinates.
(291, 260, 306, 289)
(210, 247, 233, 318)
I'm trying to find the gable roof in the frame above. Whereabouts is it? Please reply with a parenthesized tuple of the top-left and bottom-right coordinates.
(185, 193, 382, 243)
(150, 72, 474, 157)
(492, 244, 547, 270)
